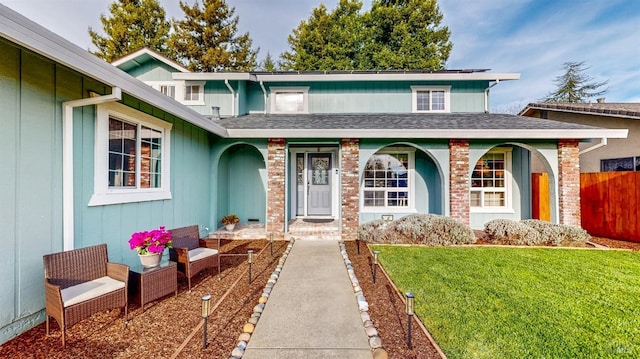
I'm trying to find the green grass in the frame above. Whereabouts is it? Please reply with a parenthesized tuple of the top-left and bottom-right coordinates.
(372, 246, 640, 358)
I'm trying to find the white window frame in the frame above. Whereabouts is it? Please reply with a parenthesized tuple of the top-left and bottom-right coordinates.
(361, 147, 416, 213)
(270, 86, 309, 114)
(144, 81, 180, 100)
(88, 102, 172, 206)
(181, 81, 205, 105)
(411, 85, 451, 113)
(470, 148, 513, 213)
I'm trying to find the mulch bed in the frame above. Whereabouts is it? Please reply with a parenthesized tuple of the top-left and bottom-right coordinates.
(2, 236, 637, 358)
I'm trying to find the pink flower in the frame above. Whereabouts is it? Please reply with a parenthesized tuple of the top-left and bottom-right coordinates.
(129, 226, 172, 255)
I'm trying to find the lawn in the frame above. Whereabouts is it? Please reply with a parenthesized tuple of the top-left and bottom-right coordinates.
(372, 246, 640, 358)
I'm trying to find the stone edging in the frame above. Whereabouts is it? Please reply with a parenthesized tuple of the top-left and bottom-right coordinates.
(229, 238, 296, 359)
(339, 240, 388, 358)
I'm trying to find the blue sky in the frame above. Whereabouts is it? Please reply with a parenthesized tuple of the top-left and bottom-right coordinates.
(3, 0, 639, 112)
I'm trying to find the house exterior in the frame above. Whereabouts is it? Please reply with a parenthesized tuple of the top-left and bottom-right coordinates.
(520, 102, 640, 172)
(0, 5, 628, 343)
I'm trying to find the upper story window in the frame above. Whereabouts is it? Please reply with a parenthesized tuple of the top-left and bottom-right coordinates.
(89, 102, 172, 206)
(182, 81, 205, 105)
(160, 85, 175, 99)
(470, 148, 512, 211)
(601, 156, 640, 172)
(270, 86, 309, 114)
(411, 86, 451, 113)
(362, 148, 415, 211)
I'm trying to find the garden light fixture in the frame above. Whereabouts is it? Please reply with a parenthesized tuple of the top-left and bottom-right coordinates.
(201, 294, 212, 349)
(373, 250, 379, 284)
(270, 233, 274, 256)
(248, 250, 254, 283)
(405, 292, 414, 349)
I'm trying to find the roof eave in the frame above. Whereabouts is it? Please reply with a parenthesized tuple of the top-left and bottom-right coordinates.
(225, 128, 628, 139)
(0, 5, 227, 138)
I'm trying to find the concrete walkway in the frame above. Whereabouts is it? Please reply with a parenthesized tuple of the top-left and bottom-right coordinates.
(243, 240, 372, 359)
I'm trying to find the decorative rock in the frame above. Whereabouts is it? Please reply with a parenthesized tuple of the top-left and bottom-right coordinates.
(251, 312, 261, 318)
(253, 303, 265, 313)
(365, 326, 378, 337)
(258, 296, 268, 304)
(237, 341, 247, 350)
(238, 333, 251, 342)
(242, 323, 254, 334)
(372, 348, 389, 359)
(369, 335, 382, 348)
(231, 347, 244, 357)
(361, 312, 371, 322)
(248, 316, 259, 325)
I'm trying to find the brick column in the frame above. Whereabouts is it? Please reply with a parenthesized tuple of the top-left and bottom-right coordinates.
(267, 138, 286, 237)
(341, 139, 360, 240)
(558, 139, 581, 226)
(449, 139, 470, 225)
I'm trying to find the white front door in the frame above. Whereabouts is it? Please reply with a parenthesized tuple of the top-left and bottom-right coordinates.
(307, 153, 332, 216)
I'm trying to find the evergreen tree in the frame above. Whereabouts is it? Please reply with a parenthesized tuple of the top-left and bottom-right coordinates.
(542, 61, 608, 103)
(280, 0, 364, 71)
(170, 0, 257, 72)
(280, 0, 451, 71)
(89, 0, 171, 62)
(259, 52, 279, 72)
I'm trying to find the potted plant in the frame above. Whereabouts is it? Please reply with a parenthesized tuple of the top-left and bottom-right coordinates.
(221, 214, 240, 231)
(128, 226, 172, 268)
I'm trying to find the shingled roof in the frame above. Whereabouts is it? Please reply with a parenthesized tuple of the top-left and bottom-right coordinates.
(519, 102, 640, 120)
(216, 113, 628, 139)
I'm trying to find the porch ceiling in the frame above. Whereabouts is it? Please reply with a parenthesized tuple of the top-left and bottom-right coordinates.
(217, 113, 628, 140)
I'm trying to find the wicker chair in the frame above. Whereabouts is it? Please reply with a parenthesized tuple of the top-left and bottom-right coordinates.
(168, 225, 220, 291)
(43, 244, 128, 347)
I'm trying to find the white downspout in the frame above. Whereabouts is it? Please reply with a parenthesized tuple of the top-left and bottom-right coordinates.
(225, 79, 236, 117)
(484, 79, 499, 113)
(259, 81, 268, 114)
(579, 137, 607, 155)
(62, 87, 122, 251)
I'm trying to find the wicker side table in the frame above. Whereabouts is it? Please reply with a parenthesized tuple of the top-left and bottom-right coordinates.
(129, 260, 177, 312)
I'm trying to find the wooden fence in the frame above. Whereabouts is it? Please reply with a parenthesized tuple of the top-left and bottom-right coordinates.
(580, 172, 640, 242)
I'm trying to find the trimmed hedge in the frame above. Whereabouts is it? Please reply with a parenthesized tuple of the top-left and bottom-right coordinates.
(485, 219, 591, 246)
(521, 219, 591, 245)
(358, 214, 476, 245)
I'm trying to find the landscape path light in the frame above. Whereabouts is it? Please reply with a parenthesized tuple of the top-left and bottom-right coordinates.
(372, 250, 380, 284)
(248, 250, 254, 284)
(201, 294, 212, 349)
(405, 292, 415, 349)
(270, 233, 274, 256)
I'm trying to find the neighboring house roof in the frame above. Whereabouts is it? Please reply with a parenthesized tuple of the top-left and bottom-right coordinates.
(0, 5, 227, 137)
(519, 102, 640, 120)
(217, 113, 628, 139)
(111, 47, 190, 73)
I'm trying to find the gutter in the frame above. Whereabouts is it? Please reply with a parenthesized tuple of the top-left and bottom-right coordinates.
(259, 81, 268, 114)
(579, 137, 607, 155)
(225, 79, 236, 117)
(484, 80, 499, 113)
(62, 87, 122, 251)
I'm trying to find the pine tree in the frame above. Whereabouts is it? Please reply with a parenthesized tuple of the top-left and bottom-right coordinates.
(89, 0, 171, 62)
(280, 0, 451, 71)
(170, 0, 257, 72)
(259, 52, 278, 72)
(542, 61, 608, 103)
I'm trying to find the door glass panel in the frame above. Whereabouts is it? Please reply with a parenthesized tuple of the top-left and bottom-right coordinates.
(311, 156, 330, 185)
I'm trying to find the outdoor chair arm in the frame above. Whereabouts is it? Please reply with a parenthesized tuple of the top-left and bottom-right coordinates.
(44, 279, 63, 314)
(106, 262, 129, 283)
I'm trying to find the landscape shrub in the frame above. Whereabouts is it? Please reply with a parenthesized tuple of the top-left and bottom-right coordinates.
(521, 219, 591, 245)
(484, 219, 543, 245)
(357, 219, 387, 243)
(359, 214, 476, 245)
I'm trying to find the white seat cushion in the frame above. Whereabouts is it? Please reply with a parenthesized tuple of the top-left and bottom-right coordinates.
(188, 247, 219, 262)
(61, 276, 125, 307)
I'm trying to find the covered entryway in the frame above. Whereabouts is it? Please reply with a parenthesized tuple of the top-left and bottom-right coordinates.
(290, 146, 339, 219)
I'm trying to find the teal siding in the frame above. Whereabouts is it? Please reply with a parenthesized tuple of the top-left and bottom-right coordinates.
(128, 61, 176, 81)
(188, 81, 233, 117)
(246, 82, 265, 113)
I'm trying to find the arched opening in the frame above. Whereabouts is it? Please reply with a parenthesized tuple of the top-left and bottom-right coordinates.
(360, 143, 443, 222)
(217, 144, 266, 225)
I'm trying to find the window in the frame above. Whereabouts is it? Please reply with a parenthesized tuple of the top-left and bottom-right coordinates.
(181, 81, 205, 105)
(184, 85, 200, 101)
(89, 102, 172, 206)
(160, 85, 175, 99)
(411, 86, 451, 113)
(270, 87, 309, 114)
(362, 149, 415, 210)
(601, 156, 640, 172)
(471, 149, 512, 210)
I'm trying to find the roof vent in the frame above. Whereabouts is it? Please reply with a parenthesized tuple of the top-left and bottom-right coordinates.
(597, 98, 606, 103)
(211, 106, 220, 120)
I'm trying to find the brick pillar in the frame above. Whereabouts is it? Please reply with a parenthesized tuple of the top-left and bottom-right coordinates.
(267, 138, 286, 237)
(341, 139, 360, 240)
(558, 139, 581, 226)
(449, 139, 470, 225)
